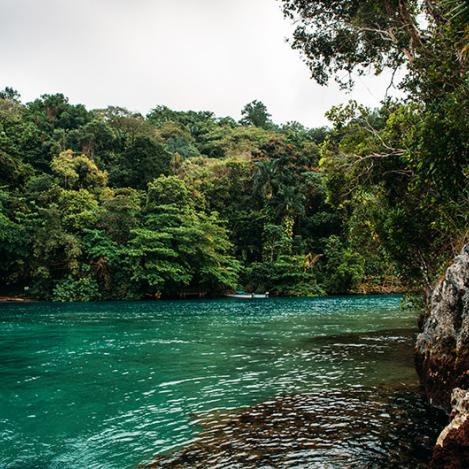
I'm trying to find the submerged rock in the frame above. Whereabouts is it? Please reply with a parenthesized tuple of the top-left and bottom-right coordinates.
(146, 385, 443, 468)
(415, 244, 469, 466)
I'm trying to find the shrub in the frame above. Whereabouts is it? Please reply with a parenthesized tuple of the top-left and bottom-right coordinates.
(52, 275, 101, 302)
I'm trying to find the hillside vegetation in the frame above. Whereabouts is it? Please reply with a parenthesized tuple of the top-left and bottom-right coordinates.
(1, 2, 467, 301)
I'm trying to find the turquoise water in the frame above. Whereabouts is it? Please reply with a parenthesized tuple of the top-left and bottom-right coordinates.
(0, 295, 424, 468)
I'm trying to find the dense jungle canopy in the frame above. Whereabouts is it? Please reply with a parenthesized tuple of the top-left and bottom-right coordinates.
(0, 0, 467, 301)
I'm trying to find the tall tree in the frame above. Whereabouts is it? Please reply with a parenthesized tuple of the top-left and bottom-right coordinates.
(240, 100, 273, 129)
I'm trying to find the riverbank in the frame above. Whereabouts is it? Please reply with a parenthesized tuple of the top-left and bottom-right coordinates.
(0, 296, 38, 302)
(0, 288, 408, 303)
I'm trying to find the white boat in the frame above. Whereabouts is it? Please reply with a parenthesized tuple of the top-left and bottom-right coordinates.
(225, 291, 269, 299)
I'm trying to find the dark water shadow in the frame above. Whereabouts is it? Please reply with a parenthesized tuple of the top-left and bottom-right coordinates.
(146, 329, 446, 469)
(146, 384, 446, 468)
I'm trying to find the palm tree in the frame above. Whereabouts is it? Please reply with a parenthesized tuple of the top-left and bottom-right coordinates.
(253, 158, 280, 201)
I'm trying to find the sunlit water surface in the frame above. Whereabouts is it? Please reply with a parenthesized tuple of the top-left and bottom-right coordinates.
(0, 296, 442, 468)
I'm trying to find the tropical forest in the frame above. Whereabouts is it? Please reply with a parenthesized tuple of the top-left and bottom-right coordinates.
(0, 1, 468, 468)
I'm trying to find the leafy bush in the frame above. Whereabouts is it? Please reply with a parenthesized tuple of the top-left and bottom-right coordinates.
(245, 255, 324, 297)
(52, 275, 101, 302)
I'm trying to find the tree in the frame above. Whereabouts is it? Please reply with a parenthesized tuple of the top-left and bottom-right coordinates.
(0, 87, 21, 102)
(52, 275, 100, 302)
(109, 135, 172, 189)
(280, 0, 462, 89)
(128, 176, 240, 296)
(51, 150, 108, 190)
(98, 188, 141, 244)
(245, 255, 323, 297)
(0, 188, 28, 286)
(156, 121, 200, 159)
(240, 100, 273, 129)
(2, 86, 442, 300)
(282, 0, 469, 296)
(320, 236, 365, 294)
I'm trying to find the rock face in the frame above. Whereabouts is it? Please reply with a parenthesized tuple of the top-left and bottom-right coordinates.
(415, 244, 469, 467)
(432, 388, 469, 468)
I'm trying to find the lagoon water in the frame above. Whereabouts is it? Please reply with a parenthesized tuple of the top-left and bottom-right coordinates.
(0, 296, 442, 468)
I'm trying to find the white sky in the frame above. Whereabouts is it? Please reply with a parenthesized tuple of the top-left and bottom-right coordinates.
(0, 0, 401, 127)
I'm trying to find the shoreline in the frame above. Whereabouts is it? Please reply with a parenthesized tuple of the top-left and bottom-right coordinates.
(0, 290, 407, 304)
(0, 296, 38, 303)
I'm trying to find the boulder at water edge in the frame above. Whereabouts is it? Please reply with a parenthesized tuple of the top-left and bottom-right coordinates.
(416, 244, 469, 467)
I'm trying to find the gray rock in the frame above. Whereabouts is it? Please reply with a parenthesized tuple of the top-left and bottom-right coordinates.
(415, 244, 469, 467)
(432, 388, 469, 468)
(416, 244, 469, 411)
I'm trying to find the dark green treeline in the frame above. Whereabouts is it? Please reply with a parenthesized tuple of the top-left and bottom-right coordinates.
(1, 0, 468, 303)
(0, 94, 391, 300)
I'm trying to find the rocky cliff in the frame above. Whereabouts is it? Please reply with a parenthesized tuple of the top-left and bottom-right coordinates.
(415, 244, 469, 467)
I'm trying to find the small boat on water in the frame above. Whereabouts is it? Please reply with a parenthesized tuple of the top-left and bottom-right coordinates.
(225, 291, 269, 299)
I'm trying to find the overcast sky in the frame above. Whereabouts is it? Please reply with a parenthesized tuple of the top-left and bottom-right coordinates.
(0, 0, 401, 127)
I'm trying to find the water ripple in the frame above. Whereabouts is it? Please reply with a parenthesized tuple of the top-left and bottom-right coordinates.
(0, 295, 441, 469)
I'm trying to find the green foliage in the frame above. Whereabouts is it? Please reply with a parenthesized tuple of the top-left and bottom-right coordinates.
(320, 236, 365, 294)
(52, 275, 101, 302)
(109, 136, 172, 189)
(280, 0, 467, 93)
(240, 100, 273, 129)
(57, 188, 100, 232)
(320, 96, 468, 294)
(0, 86, 422, 301)
(147, 175, 191, 208)
(281, 0, 413, 87)
(129, 176, 240, 295)
(98, 188, 141, 243)
(51, 150, 107, 189)
(246, 255, 324, 297)
(156, 121, 200, 158)
(1, 1, 466, 304)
